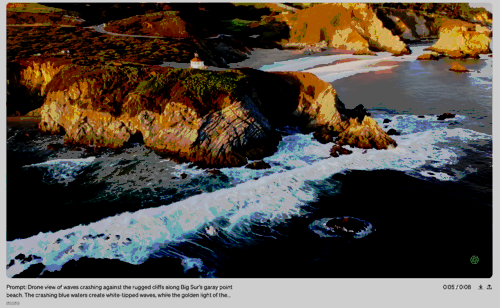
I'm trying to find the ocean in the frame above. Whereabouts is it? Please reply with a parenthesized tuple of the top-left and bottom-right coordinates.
(7, 43, 493, 278)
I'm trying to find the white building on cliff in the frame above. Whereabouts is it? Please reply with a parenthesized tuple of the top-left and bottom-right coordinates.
(190, 53, 205, 69)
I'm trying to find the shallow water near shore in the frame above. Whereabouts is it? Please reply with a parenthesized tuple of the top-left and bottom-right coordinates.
(6, 43, 492, 278)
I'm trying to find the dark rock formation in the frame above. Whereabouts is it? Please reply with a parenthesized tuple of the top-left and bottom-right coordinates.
(245, 160, 271, 170)
(340, 104, 371, 124)
(387, 129, 400, 136)
(417, 53, 441, 60)
(313, 127, 338, 144)
(325, 217, 366, 235)
(14, 133, 31, 142)
(206, 169, 222, 176)
(47, 143, 64, 150)
(437, 113, 455, 120)
(330, 145, 353, 157)
(392, 49, 412, 56)
(383, 118, 391, 123)
(12, 263, 46, 278)
(353, 50, 377, 56)
(309, 216, 373, 239)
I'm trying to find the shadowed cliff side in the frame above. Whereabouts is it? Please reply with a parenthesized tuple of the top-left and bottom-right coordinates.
(374, 8, 449, 42)
(12, 60, 397, 167)
(7, 58, 72, 116)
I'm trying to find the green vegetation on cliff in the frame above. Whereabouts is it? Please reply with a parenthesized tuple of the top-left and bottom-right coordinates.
(137, 68, 249, 115)
(141, 69, 247, 97)
(7, 26, 208, 66)
(103, 11, 196, 38)
(371, 3, 492, 25)
(7, 3, 64, 13)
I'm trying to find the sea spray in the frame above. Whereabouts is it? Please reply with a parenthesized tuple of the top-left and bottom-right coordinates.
(7, 122, 491, 277)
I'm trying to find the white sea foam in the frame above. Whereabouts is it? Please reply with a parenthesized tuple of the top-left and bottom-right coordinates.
(8, 43, 492, 277)
(25, 157, 96, 167)
(419, 171, 454, 181)
(22, 157, 96, 185)
(6, 123, 491, 277)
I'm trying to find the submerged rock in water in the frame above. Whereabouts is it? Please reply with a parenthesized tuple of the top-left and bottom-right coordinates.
(330, 145, 353, 157)
(449, 62, 469, 72)
(245, 160, 271, 170)
(437, 113, 456, 120)
(47, 143, 64, 150)
(309, 216, 373, 239)
(14, 132, 32, 142)
(387, 128, 400, 136)
(206, 169, 222, 176)
(313, 127, 337, 144)
(353, 50, 377, 56)
(417, 53, 441, 61)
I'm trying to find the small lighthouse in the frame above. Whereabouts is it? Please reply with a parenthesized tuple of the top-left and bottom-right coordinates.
(190, 53, 205, 69)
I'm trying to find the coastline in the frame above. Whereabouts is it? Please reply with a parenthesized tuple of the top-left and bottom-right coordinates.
(228, 47, 357, 70)
(6, 41, 493, 279)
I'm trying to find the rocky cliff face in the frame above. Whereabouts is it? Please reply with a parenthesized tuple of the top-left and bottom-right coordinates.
(282, 3, 410, 55)
(428, 19, 491, 58)
(7, 58, 72, 116)
(13, 60, 397, 167)
(373, 6, 492, 58)
(375, 8, 449, 42)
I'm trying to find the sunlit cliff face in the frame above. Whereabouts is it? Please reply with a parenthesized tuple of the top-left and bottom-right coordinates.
(429, 19, 492, 58)
(11, 60, 396, 167)
(283, 3, 410, 55)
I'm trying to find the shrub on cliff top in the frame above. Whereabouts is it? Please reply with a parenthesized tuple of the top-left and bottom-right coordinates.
(137, 68, 249, 114)
(45, 64, 148, 116)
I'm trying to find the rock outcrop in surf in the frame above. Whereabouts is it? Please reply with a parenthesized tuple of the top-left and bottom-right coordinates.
(11, 59, 397, 168)
(427, 19, 491, 58)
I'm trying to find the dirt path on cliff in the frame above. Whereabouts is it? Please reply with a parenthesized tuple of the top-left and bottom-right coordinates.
(86, 23, 169, 39)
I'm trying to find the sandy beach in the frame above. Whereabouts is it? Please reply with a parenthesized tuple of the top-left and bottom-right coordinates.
(228, 47, 356, 69)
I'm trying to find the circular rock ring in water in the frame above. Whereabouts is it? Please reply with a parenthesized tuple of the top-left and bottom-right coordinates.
(308, 216, 373, 239)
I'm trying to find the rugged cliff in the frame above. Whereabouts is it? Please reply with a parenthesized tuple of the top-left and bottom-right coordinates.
(427, 19, 491, 58)
(281, 3, 410, 55)
(372, 4, 492, 58)
(374, 7, 449, 42)
(10, 60, 397, 167)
